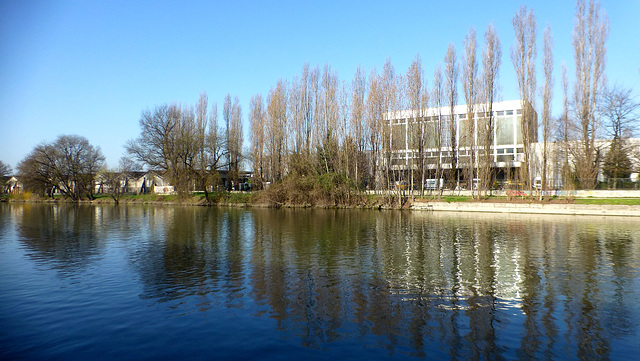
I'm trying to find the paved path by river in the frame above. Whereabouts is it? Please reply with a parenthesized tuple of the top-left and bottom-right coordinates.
(412, 201, 640, 217)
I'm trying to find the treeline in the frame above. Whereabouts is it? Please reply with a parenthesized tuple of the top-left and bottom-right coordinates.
(125, 93, 243, 201)
(12, 0, 638, 203)
(242, 0, 628, 198)
(17, 135, 105, 200)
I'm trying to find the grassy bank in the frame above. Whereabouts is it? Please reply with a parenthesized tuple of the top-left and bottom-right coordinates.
(5, 191, 640, 207)
(574, 198, 640, 205)
(3, 192, 253, 206)
(414, 195, 640, 206)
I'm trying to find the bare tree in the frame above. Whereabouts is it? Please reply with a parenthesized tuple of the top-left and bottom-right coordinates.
(193, 94, 226, 200)
(560, 63, 573, 191)
(127, 100, 223, 197)
(318, 64, 339, 174)
(337, 79, 353, 180)
(266, 80, 288, 182)
(444, 44, 459, 190)
(540, 25, 554, 199)
(126, 104, 181, 187)
(479, 24, 502, 197)
(351, 64, 367, 186)
(289, 75, 303, 157)
(406, 54, 426, 195)
(572, 0, 609, 189)
(432, 65, 445, 195)
(307, 65, 320, 156)
(286, 65, 319, 176)
(601, 85, 639, 140)
(420, 79, 430, 194)
(229, 96, 243, 189)
(192, 92, 212, 196)
(511, 5, 537, 190)
(250, 94, 266, 188)
(18, 135, 105, 200)
(461, 28, 478, 198)
(98, 156, 141, 204)
(381, 58, 399, 197)
(223, 94, 232, 172)
(600, 85, 639, 187)
(366, 67, 384, 190)
(205, 102, 227, 190)
(0, 160, 11, 178)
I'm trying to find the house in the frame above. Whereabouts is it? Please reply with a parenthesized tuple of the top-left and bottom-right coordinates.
(94, 170, 171, 195)
(218, 170, 253, 191)
(3, 176, 22, 194)
(134, 170, 171, 194)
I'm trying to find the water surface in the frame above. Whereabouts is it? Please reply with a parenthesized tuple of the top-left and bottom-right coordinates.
(1, 203, 639, 360)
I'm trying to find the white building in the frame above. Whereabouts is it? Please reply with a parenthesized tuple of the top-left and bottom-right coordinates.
(386, 100, 537, 186)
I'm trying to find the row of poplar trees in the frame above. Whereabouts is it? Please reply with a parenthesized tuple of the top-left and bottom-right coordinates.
(247, 0, 614, 196)
(125, 0, 624, 198)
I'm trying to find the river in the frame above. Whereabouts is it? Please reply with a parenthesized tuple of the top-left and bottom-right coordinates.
(1, 203, 639, 360)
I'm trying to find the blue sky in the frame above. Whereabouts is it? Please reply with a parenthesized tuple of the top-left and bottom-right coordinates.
(1, 0, 639, 169)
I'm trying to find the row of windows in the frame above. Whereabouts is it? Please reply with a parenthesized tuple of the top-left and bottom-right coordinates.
(394, 147, 525, 159)
(390, 119, 522, 147)
(390, 154, 520, 166)
(391, 109, 521, 124)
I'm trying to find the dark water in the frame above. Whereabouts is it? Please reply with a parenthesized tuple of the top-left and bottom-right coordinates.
(1, 204, 639, 360)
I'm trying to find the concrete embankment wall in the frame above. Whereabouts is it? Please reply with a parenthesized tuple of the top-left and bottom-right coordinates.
(387, 189, 640, 198)
(412, 201, 640, 217)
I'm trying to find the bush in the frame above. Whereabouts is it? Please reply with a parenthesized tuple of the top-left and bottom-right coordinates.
(258, 172, 362, 207)
(10, 191, 33, 201)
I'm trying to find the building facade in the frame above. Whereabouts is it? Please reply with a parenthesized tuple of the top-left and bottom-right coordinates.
(386, 100, 537, 187)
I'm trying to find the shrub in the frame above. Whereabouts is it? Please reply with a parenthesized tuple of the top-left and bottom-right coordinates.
(258, 172, 362, 207)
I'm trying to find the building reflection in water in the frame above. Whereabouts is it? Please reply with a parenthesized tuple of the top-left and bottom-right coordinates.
(12, 204, 640, 359)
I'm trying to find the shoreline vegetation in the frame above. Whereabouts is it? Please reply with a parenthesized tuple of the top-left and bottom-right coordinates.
(4, 188, 640, 216)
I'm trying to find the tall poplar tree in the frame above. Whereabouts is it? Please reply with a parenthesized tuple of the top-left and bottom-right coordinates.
(572, 0, 609, 189)
(541, 25, 554, 199)
(461, 28, 478, 197)
(444, 44, 459, 189)
(479, 24, 501, 197)
(511, 5, 537, 189)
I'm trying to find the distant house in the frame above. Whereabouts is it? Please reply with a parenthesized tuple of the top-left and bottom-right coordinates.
(134, 170, 171, 194)
(219, 170, 253, 191)
(94, 170, 171, 195)
(3, 176, 22, 194)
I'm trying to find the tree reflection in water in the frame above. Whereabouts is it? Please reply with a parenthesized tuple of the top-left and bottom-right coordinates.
(10, 204, 640, 359)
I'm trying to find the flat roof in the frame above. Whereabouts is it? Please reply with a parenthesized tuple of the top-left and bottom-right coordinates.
(387, 100, 525, 119)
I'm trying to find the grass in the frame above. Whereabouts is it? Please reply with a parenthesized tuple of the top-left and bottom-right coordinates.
(574, 198, 640, 206)
(208, 191, 252, 204)
(443, 196, 472, 203)
(6, 190, 640, 207)
(416, 194, 640, 206)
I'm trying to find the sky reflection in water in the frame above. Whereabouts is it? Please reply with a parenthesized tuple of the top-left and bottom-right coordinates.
(1, 204, 639, 360)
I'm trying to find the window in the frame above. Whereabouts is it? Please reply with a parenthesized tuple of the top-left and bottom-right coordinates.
(506, 110, 514, 115)
(459, 113, 466, 119)
(496, 111, 504, 116)
(516, 109, 522, 115)
(496, 117, 514, 146)
(497, 148, 505, 154)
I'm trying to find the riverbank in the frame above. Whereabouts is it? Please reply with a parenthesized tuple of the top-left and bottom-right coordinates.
(411, 199, 640, 217)
(4, 192, 640, 216)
